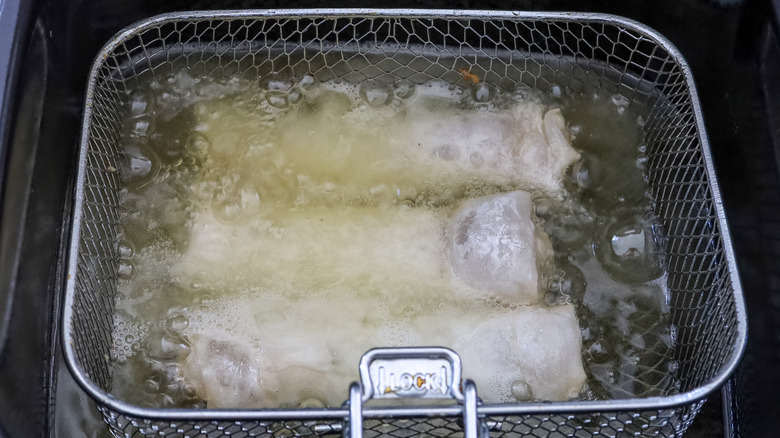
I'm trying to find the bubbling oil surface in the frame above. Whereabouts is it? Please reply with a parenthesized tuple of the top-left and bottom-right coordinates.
(110, 69, 675, 408)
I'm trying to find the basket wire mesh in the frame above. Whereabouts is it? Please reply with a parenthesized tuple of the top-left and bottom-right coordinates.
(63, 9, 747, 438)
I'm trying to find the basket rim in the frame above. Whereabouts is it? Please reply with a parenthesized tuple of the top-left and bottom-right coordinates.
(61, 8, 748, 422)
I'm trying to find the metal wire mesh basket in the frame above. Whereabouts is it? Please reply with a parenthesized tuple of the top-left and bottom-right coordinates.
(63, 9, 747, 438)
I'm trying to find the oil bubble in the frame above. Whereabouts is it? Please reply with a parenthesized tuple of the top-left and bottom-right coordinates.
(398, 200, 414, 210)
(144, 377, 161, 393)
(298, 389, 328, 408)
(594, 213, 665, 284)
(118, 261, 135, 280)
(146, 331, 191, 360)
(236, 182, 262, 216)
(185, 132, 210, 155)
(534, 198, 554, 219)
(511, 379, 533, 401)
(581, 326, 594, 343)
(614, 228, 645, 257)
(359, 81, 393, 108)
(211, 196, 241, 224)
(552, 260, 586, 300)
(298, 74, 318, 92)
(155, 88, 178, 109)
(588, 339, 611, 363)
(393, 79, 416, 100)
(514, 87, 531, 101)
(287, 90, 303, 105)
(571, 158, 593, 190)
(212, 187, 228, 203)
(260, 75, 293, 92)
(471, 82, 495, 103)
(611, 94, 630, 107)
(266, 91, 289, 109)
(160, 394, 175, 407)
(128, 88, 153, 116)
(299, 398, 327, 408)
(166, 314, 190, 332)
(118, 240, 135, 258)
(130, 117, 153, 137)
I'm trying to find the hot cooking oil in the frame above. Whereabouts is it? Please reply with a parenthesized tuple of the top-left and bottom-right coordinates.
(109, 66, 674, 408)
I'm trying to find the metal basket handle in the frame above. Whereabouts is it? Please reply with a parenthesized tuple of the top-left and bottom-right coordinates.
(345, 347, 484, 438)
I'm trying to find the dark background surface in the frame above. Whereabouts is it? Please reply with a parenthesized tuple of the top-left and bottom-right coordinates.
(0, 0, 778, 436)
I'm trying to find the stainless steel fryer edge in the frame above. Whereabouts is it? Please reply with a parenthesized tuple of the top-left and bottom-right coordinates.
(61, 7, 748, 423)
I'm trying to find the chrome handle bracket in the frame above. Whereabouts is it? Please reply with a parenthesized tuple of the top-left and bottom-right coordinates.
(344, 347, 485, 438)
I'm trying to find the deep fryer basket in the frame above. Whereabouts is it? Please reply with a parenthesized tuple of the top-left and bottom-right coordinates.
(62, 9, 747, 437)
